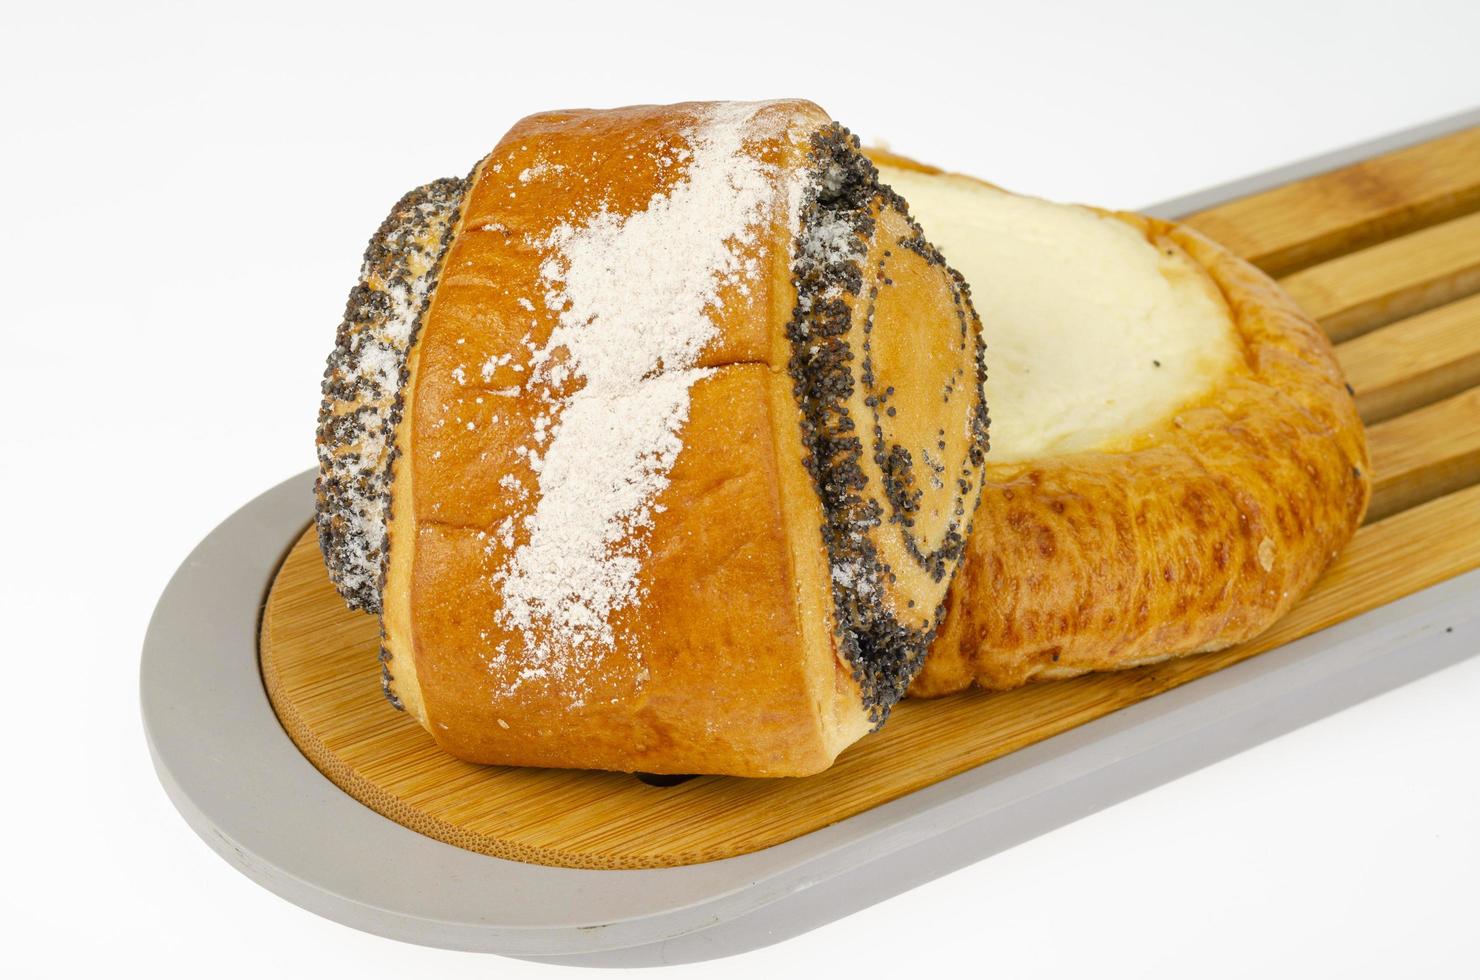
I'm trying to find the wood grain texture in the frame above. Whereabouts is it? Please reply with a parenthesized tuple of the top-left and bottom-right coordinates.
(1366, 388, 1480, 523)
(1338, 293, 1480, 425)
(1183, 125, 1480, 277)
(261, 485, 1480, 868)
(1278, 209, 1480, 342)
(261, 125, 1480, 869)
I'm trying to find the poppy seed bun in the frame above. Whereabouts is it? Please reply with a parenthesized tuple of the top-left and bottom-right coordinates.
(316, 102, 989, 775)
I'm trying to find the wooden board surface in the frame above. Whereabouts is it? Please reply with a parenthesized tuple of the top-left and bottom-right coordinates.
(262, 126, 1480, 869)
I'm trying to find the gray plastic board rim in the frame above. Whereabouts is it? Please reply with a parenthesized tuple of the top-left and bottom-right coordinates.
(141, 105, 1480, 965)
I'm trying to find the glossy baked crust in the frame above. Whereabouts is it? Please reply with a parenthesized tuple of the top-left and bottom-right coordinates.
(319, 102, 989, 775)
(867, 153, 1371, 695)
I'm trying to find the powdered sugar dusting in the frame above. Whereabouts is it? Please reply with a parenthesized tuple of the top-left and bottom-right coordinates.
(490, 102, 789, 704)
(518, 160, 565, 183)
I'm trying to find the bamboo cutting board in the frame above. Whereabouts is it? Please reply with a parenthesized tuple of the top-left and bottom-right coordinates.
(261, 126, 1480, 870)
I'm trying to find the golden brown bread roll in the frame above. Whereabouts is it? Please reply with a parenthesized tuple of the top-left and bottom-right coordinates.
(316, 101, 990, 776)
(865, 153, 1369, 694)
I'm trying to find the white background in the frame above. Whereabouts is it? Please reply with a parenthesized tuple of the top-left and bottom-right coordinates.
(4, 1, 1479, 977)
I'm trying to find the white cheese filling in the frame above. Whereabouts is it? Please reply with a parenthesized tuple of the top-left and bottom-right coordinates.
(879, 166, 1240, 463)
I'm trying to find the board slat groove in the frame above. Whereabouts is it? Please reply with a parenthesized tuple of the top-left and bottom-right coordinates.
(1365, 387, 1480, 523)
(1337, 293, 1480, 425)
(1184, 125, 1480, 277)
(260, 124, 1480, 869)
(1278, 209, 1480, 342)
